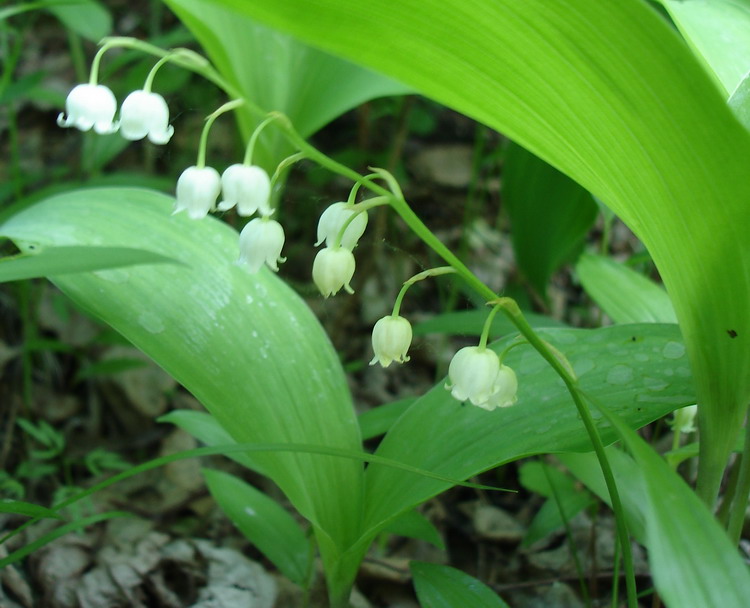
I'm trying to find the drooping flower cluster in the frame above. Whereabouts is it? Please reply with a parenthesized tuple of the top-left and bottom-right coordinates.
(445, 346, 518, 411)
(58, 83, 174, 144)
(312, 201, 368, 297)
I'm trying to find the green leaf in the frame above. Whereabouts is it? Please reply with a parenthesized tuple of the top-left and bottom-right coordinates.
(518, 462, 593, 547)
(586, 399, 750, 607)
(659, 0, 750, 96)
(0, 188, 364, 562)
(163, 0, 411, 169)
(46, 0, 112, 42)
(358, 399, 414, 441)
(203, 468, 311, 586)
(411, 562, 510, 608)
(0, 246, 180, 283)
(0, 500, 63, 520)
(221, 0, 750, 507)
(159, 410, 269, 474)
(413, 309, 564, 338)
(383, 509, 444, 550)
(576, 253, 677, 324)
(729, 72, 750, 132)
(503, 142, 597, 296)
(363, 324, 694, 535)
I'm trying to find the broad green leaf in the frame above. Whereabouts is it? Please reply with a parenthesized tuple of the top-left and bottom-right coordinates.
(203, 468, 311, 586)
(46, 0, 112, 42)
(559, 448, 648, 542)
(413, 309, 564, 338)
(383, 509, 444, 550)
(0, 500, 63, 520)
(518, 461, 593, 546)
(411, 562, 510, 608)
(503, 142, 597, 296)
(159, 410, 268, 474)
(163, 0, 411, 169)
(0, 246, 179, 283)
(729, 73, 750, 132)
(0, 188, 364, 560)
(576, 253, 677, 324)
(358, 399, 414, 441)
(588, 399, 750, 607)
(222, 0, 750, 506)
(659, 0, 750, 95)
(363, 324, 694, 535)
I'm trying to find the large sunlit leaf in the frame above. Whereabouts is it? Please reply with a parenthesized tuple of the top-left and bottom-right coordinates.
(658, 0, 750, 96)
(222, 0, 750, 500)
(163, 0, 411, 169)
(503, 142, 597, 296)
(0, 188, 364, 558)
(363, 323, 694, 535)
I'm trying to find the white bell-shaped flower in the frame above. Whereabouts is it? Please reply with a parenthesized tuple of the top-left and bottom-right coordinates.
(174, 166, 221, 220)
(238, 217, 286, 273)
(119, 90, 174, 144)
(370, 315, 412, 367)
(315, 202, 368, 250)
(312, 247, 356, 297)
(218, 164, 272, 216)
(671, 404, 698, 433)
(445, 346, 502, 408)
(57, 83, 118, 134)
(477, 364, 518, 411)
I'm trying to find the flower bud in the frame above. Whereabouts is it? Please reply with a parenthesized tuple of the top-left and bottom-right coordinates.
(218, 164, 272, 216)
(445, 346, 501, 408)
(57, 83, 119, 134)
(174, 166, 221, 219)
(315, 202, 368, 250)
(119, 90, 174, 144)
(312, 247, 356, 297)
(238, 217, 286, 273)
(370, 315, 412, 367)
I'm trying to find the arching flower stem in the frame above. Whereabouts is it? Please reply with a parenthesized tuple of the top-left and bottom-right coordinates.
(391, 266, 456, 317)
(196, 99, 245, 168)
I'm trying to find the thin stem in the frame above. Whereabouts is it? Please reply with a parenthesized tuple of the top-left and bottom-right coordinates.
(196, 99, 245, 168)
(478, 304, 502, 350)
(346, 174, 380, 205)
(143, 53, 173, 92)
(727, 421, 750, 543)
(491, 298, 637, 607)
(243, 115, 278, 165)
(391, 266, 455, 317)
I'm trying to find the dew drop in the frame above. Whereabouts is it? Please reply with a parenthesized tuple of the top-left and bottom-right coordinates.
(574, 358, 595, 376)
(138, 312, 165, 334)
(643, 376, 668, 391)
(244, 506, 256, 517)
(633, 353, 649, 363)
(94, 268, 129, 283)
(662, 341, 685, 359)
(606, 364, 633, 385)
(246, 294, 254, 304)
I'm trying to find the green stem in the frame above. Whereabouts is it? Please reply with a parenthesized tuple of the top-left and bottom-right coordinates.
(347, 174, 380, 205)
(243, 115, 278, 165)
(478, 304, 502, 350)
(492, 298, 637, 608)
(196, 99, 245, 168)
(391, 266, 455, 317)
(727, 421, 750, 543)
(143, 53, 173, 92)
